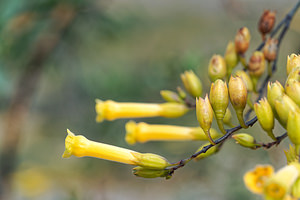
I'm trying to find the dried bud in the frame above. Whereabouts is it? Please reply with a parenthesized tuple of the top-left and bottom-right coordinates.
(160, 90, 183, 103)
(196, 95, 215, 144)
(263, 38, 278, 62)
(194, 142, 220, 161)
(208, 54, 227, 82)
(132, 166, 170, 179)
(258, 10, 276, 39)
(180, 70, 203, 97)
(248, 51, 266, 78)
(235, 27, 251, 54)
(232, 133, 259, 149)
(287, 110, 300, 146)
(224, 41, 238, 75)
(235, 70, 254, 92)
(210, 79, 229, 134)
(229, 76, 248, 128)
(287, 54, 300, 76)
(267, 81, 284, 110)
(286, 79, 300, 106)
(275, 94, 299, 127)
(254, 98, 276, 140)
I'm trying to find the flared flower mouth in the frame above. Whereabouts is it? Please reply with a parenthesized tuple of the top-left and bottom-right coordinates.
(125, 120, 138, 145)
(95, 99, 105, 122)
(62, 129, 75, 158)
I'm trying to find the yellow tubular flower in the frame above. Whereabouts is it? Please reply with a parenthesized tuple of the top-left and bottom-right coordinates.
(264, 164, 299, 200)
(244, 165, 274, 194)
(63, 129, 170, 169)
(125, 121, 220, 145)
(95, 99, 188, 122)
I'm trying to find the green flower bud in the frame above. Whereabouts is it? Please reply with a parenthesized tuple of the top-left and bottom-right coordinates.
(287, 110, 300, 146)
(286, 66, 300, 85)
(254, 98, 276, 140)
(285, 79, 300, 107)
(263, 38, 278, 62)
(287, 54, 300, 76)
(235, 70, 253, 92)
(232, 133, 259, 149)
(180, 70, 203, 98)
(210, 79, 229, 134)
(196, 95, 215, 144)
(224, 41, 238, 76)
(284, 145, 299, 164)
(229, 76, 248, 128)
(235, 27, 251, 54)
(223, 108, 233, 127)
(267, 81, 284, 110)
(177, 87, 187, 99)
(160, 90, 183, 103)
(275, 95, 299, 127)
(132, 166, 170, 179)
(292, 178, 300, 198)
(208, 54, 227, 82)
(132, 153, 171, 170)
(194, 142, 220, 161)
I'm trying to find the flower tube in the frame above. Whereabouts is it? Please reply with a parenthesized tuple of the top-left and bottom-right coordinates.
(125, 121, 220, 145)
(95, 99, 188, 122)
(63, 129, 170, 169)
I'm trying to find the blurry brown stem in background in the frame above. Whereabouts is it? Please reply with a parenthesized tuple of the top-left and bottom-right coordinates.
(0, 4, 75, 198)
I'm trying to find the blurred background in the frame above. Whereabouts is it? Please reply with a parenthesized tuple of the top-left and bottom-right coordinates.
(0, 0, 300, 199)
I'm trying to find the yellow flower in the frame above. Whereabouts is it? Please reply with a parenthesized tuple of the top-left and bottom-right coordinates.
(244, 165, 274, 194)
(95, 99, 188, 122)
(125, 121, 220, 145)
(63, 129, 170, 169)
(264, 164, 299, 200)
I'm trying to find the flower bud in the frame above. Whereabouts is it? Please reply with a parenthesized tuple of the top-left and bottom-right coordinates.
(275, 95, 299, 127)
(177, 87, 187, 99)
(263, 38, 278, 62)
(132, 166, 170, 179)
(224, 41, 238, 76)
(287, 54, 300, 75)
(287, 67, 300, 85)
(132, 153, 170, 170)
(286, 80, 300, 106)
(254, 98, 276, 140)
(232, 133, 259, 149)
(223, 108, 233, 127)
(258, 10, 276, 39)
(208, 54, 227, 82)
(160, 90, 183, 103)
(180, 70, 202, 97)
(284, 145, 299, 165)
(194, 142, 220, 161)
(210, 79, 229, 134)
(248, 51, 266, 78)
(287, 110, 300, 146)
(235, 27, 251, 54)
(235, 70, 253, 92)
(264, 164, 299, 200)
(244, 165, 274, 194)
(267, 81, 284, 110)
(292, 178, 300, 198)
(125, 121, 220, 145)
(229, 76, 248, 128)
(196, 95, 215, 144)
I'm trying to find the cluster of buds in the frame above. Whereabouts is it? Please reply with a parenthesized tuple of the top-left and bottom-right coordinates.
(244, 161, 300, 200)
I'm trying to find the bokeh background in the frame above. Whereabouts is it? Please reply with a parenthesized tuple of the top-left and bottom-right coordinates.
(0, 0, 300, 199)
